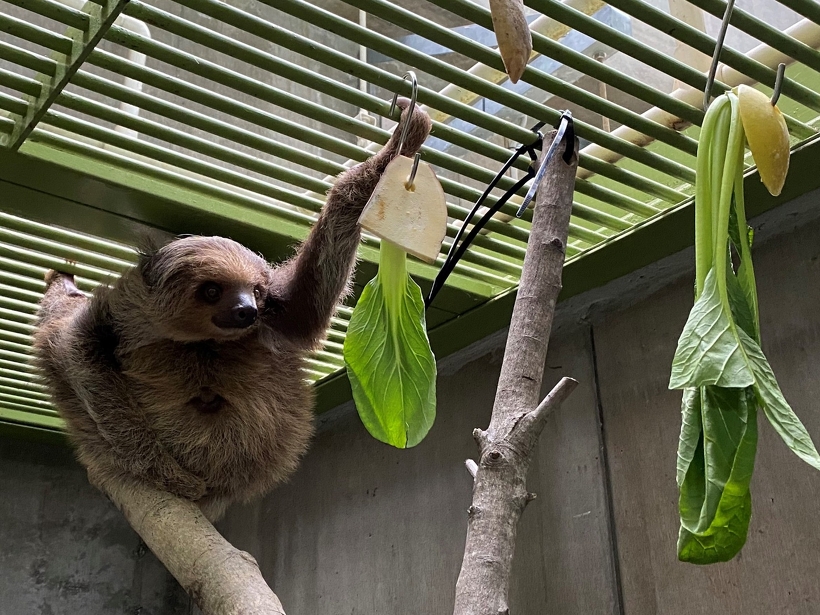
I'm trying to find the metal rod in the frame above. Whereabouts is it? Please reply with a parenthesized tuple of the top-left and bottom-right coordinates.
(704, 0, 736, 111)
(772, 62, 786, 105)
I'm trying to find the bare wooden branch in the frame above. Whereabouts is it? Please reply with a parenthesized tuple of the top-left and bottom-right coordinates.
(465, 459, 479, 478)
(97, 475, 285, 615)
(512, 378, 578, 438)
(532, 377, 578, 422)
(453, 129, 579, 615)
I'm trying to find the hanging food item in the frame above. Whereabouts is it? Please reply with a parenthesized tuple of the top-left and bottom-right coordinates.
(737, 84, 790, 197)
(489, 0, 532, 83)
(669, 77, 819, 565)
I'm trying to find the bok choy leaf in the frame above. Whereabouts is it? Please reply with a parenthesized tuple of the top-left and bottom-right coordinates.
(344, 240, 436, 448)
(669, 90, 820, 564)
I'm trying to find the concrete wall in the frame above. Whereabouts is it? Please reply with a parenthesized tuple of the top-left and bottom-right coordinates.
(4, 190, 820, 614)
(0, 439, 190, 614)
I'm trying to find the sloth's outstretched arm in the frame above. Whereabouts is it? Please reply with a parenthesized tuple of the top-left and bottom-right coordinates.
(267, 98, 432, 347)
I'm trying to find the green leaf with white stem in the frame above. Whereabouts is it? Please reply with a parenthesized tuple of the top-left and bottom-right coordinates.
(737, 327, 820, 471)
(344, 240, 436, 448)
(677, 386, 757, 564)
(669, 268, 755, 390)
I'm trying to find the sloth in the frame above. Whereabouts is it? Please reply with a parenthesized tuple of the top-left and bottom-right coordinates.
(32, 98, 432, 521)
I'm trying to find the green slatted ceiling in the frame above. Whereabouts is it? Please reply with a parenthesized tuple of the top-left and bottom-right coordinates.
(0, 0, 819, 435)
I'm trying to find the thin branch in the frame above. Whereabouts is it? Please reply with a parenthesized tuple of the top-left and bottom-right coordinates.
(531, 377, 579, 423)
(465, 459, 479, 478)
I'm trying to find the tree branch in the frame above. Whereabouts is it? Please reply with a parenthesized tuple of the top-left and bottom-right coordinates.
(453, 129, 579, 615)
(96, 475, 285, 615)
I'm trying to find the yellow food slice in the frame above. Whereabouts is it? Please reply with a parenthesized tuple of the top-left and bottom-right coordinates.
(737, 84, 790, 197)
(489, 0, 532, 84)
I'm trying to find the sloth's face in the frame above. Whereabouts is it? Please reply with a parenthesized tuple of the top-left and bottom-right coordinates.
(141, 236, 273, 342)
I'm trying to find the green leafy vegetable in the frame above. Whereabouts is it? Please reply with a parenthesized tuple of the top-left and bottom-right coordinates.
(344, 240, 436, 448)
(669, 91, 820, 564)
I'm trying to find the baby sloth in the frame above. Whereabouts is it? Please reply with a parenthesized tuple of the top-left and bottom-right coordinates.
(33, 99, 432, 521)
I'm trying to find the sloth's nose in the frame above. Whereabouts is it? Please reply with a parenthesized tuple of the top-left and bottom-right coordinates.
(213, 294, 258, 329)
(229, 302, 258, 328)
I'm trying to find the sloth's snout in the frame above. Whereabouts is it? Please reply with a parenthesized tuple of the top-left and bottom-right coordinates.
(212, 293, 258, 329)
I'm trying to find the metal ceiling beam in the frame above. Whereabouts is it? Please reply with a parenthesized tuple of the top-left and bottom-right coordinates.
(6, 0, 130, 150)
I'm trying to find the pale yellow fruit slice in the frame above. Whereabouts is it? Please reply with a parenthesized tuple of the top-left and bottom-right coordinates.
(489, 0, 532, 84)
(737, 84, 790, 197)
(359, 155, 447, 264)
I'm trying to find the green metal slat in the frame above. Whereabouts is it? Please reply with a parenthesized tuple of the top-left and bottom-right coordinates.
(0, 336, 34, 355)
(65, 76, 596, 257)
(0, 317, 34, 335)
(84, 52, 542, 226)
(261, 0, 698, 183)
(602, 0, 820, 113)
(577, 155, 686, 204)
(776, 0, 820, 24)
(0, 39, 56, 75)
(9, 0, 130, 149)
(0, 67, 42, 97)
(344, 0, 699, 155)
(0, 379, 48, 399)
(0, 11, 74, 54)
(87, 48, 366, 160)
(0, 267, 44, 294)
(0, 405, 62, 425)
(0, 359, 36, 376)
(0, 117, 13, 137)
(0, 247, 115, 288)
(70, 71, 341, 176)
(0, 224, 131, 271)
(3, 0, 91, 31)
(567, 223, 607, 245)
(571, 203, 632, 231)
(57, 88, 331, 194)
(688, 0, 820, 76)
(101, 19, 536, 219)
(141, 0, 692, 197)
(0, 211, 136, 261)
(87, 52, 671, 223)
(0, 294, 37, 315)
(0, 306, 36, 324)
(0, 348, 32, 367)
(0, 328, 30, 346)
(575, 178, 659, 217)
(0, 91, 27, 117)
(0, 391, 54, 412)
(427, 0, 704, 126)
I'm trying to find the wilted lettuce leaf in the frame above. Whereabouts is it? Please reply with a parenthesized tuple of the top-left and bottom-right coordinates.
(677, 386, 757, 564)
(669, 268, 755, 391)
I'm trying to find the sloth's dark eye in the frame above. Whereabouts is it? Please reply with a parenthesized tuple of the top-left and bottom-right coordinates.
(199, 282, 222, 304)
(253, 287, 262, 300)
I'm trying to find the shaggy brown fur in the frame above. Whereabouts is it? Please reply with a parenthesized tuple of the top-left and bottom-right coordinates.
(33, 99, 432, 521)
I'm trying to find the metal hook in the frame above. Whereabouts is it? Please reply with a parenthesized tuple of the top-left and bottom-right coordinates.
(405, 153, 421, 190)
(389, 71, 418, 157)
(703, 0, 736, 111)
(771, 62, 786, 105)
